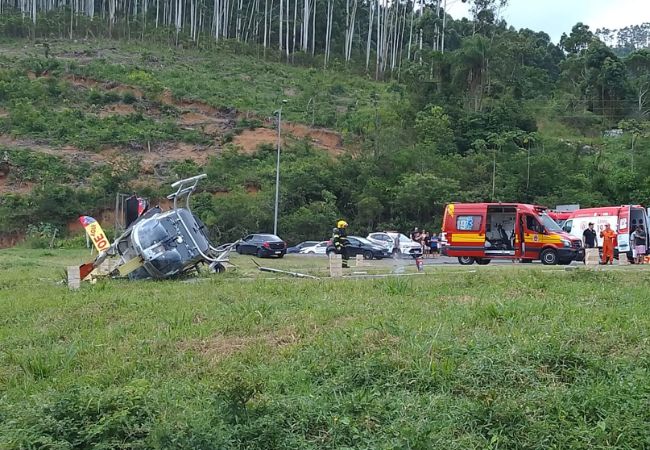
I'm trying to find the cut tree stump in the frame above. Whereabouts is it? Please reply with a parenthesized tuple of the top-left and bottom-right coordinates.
(584, 248, 599, 266)
(67, 266, 80, 290)
(329, 254, 342, 278)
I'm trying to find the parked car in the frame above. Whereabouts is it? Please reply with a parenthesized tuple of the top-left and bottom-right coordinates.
(299, 241, 329, 255)
(236, 234, 286, 258)
(287, 240, 320, 254)
(367, 232, 422, 257)
(326, 236, 391, 260)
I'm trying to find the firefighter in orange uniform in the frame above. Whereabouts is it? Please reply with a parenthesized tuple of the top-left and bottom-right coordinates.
(600, 223, 617, 265)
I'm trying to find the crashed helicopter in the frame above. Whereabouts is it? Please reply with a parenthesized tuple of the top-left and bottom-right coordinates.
(75, 174, 233, 282)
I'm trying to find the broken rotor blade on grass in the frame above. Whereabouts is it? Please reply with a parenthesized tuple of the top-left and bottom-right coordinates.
(252, 260, 319, 279)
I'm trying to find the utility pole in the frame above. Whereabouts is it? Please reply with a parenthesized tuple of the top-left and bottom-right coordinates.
(273, 100, 288, 236)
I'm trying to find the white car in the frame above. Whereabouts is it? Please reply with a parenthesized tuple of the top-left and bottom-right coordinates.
(299, 241, 329, 255)
(366, 232, 422, 256)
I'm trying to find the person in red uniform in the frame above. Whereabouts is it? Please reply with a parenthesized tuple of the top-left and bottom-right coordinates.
(600, 223, 617, 265)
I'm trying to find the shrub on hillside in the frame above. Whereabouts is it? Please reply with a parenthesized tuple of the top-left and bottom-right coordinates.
(23, 222, 59, 248)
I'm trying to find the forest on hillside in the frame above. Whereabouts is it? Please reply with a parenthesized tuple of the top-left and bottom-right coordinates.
(0, 0, 649, 244)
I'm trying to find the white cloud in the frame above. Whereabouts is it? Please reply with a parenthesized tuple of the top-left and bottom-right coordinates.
(442, 0, 650, 43)
(586, 0, 650, 31)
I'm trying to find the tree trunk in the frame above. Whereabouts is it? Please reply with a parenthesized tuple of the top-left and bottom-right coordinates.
(365, 0, 374, 71)
(311, 0, 315, 55)
(375, 0, 381, 79)
(285, 0, 289, 60)
(292, 0, 297, 56)
(279, 0, 283, 52)
(344, 0, 358, 62)
(263, 0, 268, 48)
(441, 0, 447, 53)
(109, 0, 115, 36)
(407, 2, 414, 59)
(235, 0, 242, 40)
(175, 0, 182, 43)
(301, 0, 310, 51)
(324, 0, 333, 67)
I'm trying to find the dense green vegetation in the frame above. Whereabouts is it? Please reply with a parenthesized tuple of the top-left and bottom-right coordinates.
(1, 250, 650, 449)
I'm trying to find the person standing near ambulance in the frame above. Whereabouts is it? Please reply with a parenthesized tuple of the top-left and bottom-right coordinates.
(600, 223, 616, 265)
(583, 222, 597, 248)
(632, 225, 646, 264)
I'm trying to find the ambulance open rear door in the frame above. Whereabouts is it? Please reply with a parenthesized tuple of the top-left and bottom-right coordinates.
(617, 205, 631, 255)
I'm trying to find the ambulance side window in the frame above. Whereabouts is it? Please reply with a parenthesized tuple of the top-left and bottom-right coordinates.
(562, 220, 573, 233)
(456, 215, 482, 231)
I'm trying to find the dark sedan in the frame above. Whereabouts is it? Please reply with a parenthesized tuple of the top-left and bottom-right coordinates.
(326, 236, 391, 260)
(236, 234, 287, 258)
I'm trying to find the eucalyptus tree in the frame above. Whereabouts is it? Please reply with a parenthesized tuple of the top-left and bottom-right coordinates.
(625, 49, 650, 117)
(343, 0, 358, 62)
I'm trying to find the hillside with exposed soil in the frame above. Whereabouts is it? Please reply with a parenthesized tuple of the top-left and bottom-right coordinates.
(0, 71, 345, 196)
(0, 40, 389, 245)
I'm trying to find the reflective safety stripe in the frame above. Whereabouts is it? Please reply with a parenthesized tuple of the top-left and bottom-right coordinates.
(450, 232, 484, 243)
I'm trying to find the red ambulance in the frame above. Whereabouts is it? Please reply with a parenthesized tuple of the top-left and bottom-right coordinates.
(440, 203, 584, 265)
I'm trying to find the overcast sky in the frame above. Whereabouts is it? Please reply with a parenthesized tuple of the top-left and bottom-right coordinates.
(445, 0, 650, 43)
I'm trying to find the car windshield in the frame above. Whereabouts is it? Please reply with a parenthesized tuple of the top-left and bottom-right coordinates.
(356, 237, 373, 245)
(399, 234, 412, 243)
(539, 213, 563, 232)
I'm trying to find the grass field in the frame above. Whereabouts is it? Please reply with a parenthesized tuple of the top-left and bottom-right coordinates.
(1, 248, 650, 449)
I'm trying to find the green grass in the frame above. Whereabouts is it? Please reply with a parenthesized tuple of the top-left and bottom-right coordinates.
(1, 248, 650, 449)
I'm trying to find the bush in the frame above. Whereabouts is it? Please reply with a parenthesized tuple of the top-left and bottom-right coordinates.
(237, 118, 263, 130)
(19, 56, 61, 76)
(561, 110, 604, 136)
(23, 222, 59, 249)
(2, 382, 155, 449)
(123, 91, 138, 104)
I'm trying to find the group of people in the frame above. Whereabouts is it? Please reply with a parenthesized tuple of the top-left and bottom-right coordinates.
(410, 227, 439, 257)
(582, 222, 646, 264)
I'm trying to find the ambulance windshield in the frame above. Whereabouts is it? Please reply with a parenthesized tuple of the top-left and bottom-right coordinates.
(539, 213, 563, 232)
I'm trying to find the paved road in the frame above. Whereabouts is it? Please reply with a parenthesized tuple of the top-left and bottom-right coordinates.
(421, 256, 577, 266)
(292, 254, 586, 267)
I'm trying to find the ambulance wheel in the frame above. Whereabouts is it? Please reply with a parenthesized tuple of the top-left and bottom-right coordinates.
(476, 259, 491, 265)
(540, 248, 558, 265)
(458, 256, 475, 265)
